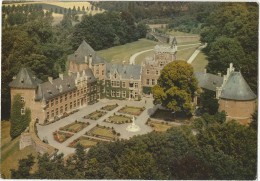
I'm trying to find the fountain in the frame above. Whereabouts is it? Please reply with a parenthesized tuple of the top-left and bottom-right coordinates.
(126, 116, 140, 132)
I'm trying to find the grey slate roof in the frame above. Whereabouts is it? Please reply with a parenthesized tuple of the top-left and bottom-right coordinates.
(35, 68, 96, 101)
(194, 72, 223, 91)
(67, 40, 106, 64)
(220, 72, 256, 101)
(106, 63, 141, 80)
(9, 68, 42, 89)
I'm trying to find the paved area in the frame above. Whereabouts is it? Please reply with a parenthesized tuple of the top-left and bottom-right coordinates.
(187, 43, 207, 64)
(37, 97, 158, 156)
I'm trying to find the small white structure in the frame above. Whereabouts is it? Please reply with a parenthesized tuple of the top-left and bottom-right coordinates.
(126, 116, 140, 132)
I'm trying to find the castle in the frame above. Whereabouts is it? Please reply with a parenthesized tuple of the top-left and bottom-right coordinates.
(9, 38, 256, 126)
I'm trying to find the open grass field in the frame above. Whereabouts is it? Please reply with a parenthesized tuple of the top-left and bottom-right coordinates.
(106, 115, 132, 124)
(118, 106, 145, 116)
(1, 121, 38, 178)
(96, 38, 158, 63)
(177, 46, 200, 61)
(167, 30, 199, 36)
(191, 51, 209, 72)
(59, 121, 89, 133)
(68, 136, 99, 149)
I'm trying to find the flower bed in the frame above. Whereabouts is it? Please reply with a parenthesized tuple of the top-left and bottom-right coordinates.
(83, 110, 106, 120)
(59, 121, 90, 133)
(101, 104, 119, 111)
(104, 114, 132, 124)
(85, 125, 120, 141)
(53, 131, 74, 143)
(118, 106, 145, 116)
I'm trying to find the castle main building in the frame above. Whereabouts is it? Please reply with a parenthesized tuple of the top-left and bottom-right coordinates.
(9, 39, 256, 125)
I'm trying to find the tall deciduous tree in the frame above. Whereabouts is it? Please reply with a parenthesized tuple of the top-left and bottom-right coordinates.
(152, 61, 198, 115)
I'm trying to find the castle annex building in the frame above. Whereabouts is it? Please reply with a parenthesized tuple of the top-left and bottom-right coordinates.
(10, 40, 256, 126)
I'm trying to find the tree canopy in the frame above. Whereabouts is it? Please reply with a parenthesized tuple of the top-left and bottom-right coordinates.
(152, 61, 198, 115)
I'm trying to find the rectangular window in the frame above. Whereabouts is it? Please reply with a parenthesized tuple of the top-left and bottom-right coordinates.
(21, 107, 25, 115)
(60, 106, 63, 114)
(122, 82, 126, 88)
(60, 96, 63, 103)
(55, 98, 58, 105)
(134, 82, 138, 88)
(146, 69, 149, 74)
(70, 102, 73, 109)
(116, 81, 120, 87)
(56, 108, 58, 116)
(65, 104, 68, 112)
(51, 99, 54, 107)
(81, 89, 83, 94)
(129, 83, 133, 88)
(122, 91, 126, 98)
(102, 70, 104, 75)
(84, 87, 87, 93)
(77, 90, 80, 96)
(96, 69, 99, 74)
(65, 94, 67, 101)
(146, 79, 149, 85)
(111, 90, 115, 97)
(116, 91, 120, 97)
(77, 99, 80, 106)
(152, 79, 155, 85)
(21, 96, 25, 102)
(74, 91, 76, 97)
(74, 100, 76, 108)
(51, 110, 54, 117)
(156, 70, 159, 75)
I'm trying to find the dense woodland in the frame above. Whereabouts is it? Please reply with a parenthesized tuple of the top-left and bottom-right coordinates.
(11, 113, 257, 179)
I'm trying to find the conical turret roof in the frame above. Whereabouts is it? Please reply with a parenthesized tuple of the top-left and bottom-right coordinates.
(9, 68, 42, 89)
(220, 72, 256, 101)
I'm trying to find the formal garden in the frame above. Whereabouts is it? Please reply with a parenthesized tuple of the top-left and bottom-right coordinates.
(101, 104, 119, 111)
(53, 131, 74, 143)
(146, 118, 175, 132)
(85, 125, 120, 141)
(118, 105, 145, 116)
(68, 136, 101, 149)
(83, 110, 107, 120)
(104, 114, 132, 124)
(59, 121, 90, 133)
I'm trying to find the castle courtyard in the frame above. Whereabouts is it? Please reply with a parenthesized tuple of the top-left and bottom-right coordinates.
(36, 97, 158, 156)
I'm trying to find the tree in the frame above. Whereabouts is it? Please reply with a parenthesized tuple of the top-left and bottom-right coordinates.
(11, 154, 35, 179)
(152, 61, 198, 115)
(249, 109, 257, 130)
(206, 37, 245, 74)
(199, 89, 219, 114)
(10, 94, 31, 139)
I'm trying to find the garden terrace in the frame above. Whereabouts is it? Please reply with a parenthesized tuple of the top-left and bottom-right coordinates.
(105, 114, 132, 124)
(53, 131, 74, 143)
(85, 125, 120, 141)
(146, 119, 175, 132)
(68, 136, 100, 149)
(118, 106, 145, 116)
(59, 121, 90, 133)
(83, 110, 107, 120)
(101, 104, 119, 111)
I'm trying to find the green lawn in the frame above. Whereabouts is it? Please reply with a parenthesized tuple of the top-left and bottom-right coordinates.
(191, 51, 209, 72)
(53, 131, 74, 143)
(101, 104, 118, 111)
(87, 126, 118, 140)
(84, 110, 106, 120)
(177, 46, 199, 61)
(148, 120, 175, 132)
(118, 106, 145, 116)
(60, 121, 89, 133)
(69, 136, 99, 149)
(106, 115, 132, 124)
(166, 30, 199, 36)
(1, 121, 39, 178)
(96, 38, 158, 63)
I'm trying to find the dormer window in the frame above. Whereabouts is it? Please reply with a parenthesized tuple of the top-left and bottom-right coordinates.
(21, 96, 25, 103)
(114, 73, 117, 79)
(21, 107, 25, 115)
(21, 78, 24, 83)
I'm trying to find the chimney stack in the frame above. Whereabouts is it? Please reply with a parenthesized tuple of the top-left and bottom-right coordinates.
(48, 77, 53, 84)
